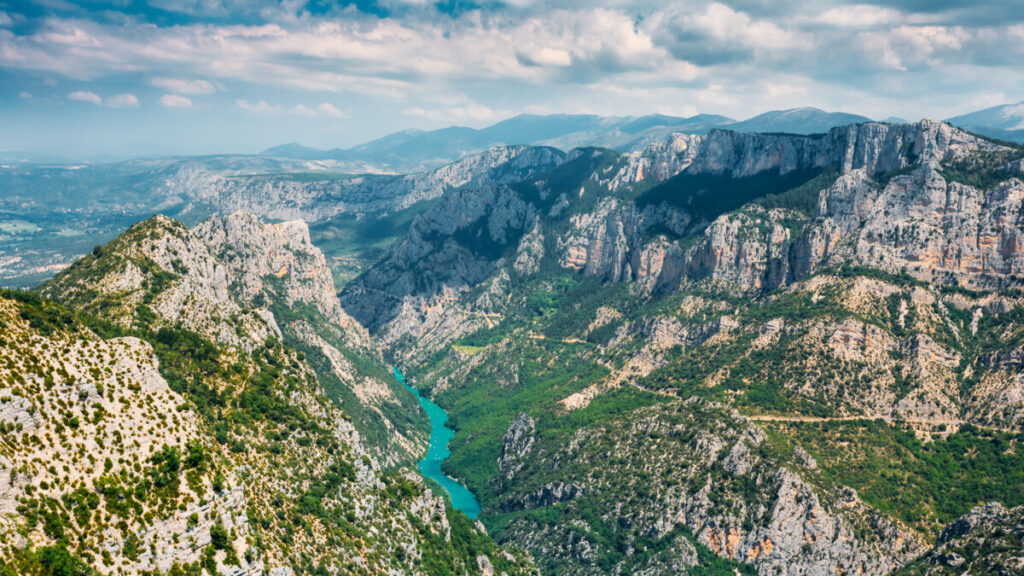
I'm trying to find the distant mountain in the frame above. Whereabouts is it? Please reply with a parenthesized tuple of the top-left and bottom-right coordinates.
(261, 108, 876, 171)
(947, 101, 1024, 142)
(259, 113, 733, 171)
(727, 107, 872, 134)
(260, 142, 342, 159)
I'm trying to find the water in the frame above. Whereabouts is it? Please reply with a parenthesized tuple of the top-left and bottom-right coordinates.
(394, 367, 482, 519)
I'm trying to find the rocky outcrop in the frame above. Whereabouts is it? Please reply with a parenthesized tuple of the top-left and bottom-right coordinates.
(796, 166, 1024, 289)
(41, 212, 369, 352)
(901, 503, 1024, 575)
(498, 413, 536, 481)
(504, 482, 585, 512)
(514, 218, 545, 276)
(340, 183, 536, 344)
(39, 211, 428, 466)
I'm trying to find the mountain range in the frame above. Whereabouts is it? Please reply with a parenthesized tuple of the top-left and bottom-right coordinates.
(260, 104, 1024, 173)
(2, 116, 1024, 575)
(260, 107, 874, 172)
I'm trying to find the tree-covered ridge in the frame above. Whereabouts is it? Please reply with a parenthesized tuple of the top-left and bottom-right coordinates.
(0, 286, 536, 575)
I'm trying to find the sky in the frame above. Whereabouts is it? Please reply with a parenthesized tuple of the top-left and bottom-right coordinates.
(1, 0, 1023, 159)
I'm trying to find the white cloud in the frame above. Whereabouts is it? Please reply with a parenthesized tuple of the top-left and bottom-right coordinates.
(19, 91, 31, 99)
(816, 5, 904, 29)
(150, 77, 216, 95)
(160, 94, 192, 107)
(68, 90, 101, 104)
(236, 99, 277, 113)
(317, 103, 343, 118)
(1, 3, 1022, 137)
(403, 98, 506, 122)
(0, 11, 12, 27)
(106, 93, 139, 108)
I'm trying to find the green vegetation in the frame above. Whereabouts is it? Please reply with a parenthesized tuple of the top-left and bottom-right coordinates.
(0, 544, 97, 576)
(635, 167, 826, 221)
(310, 200, 437, 288)
(751, 169, 839, 216)
(939, 147, 1024, 190)
(770, 420, 1024, 536)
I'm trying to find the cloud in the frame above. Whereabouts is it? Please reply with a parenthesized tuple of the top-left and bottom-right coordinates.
(236, 99, 277, 113)
(649, 2, 804, 65)
(19, 91, 31, 99)
(403, 96, 506, 122)
(318, 103, 343, 117)
(106, 93, 139, 107)
(150, 78, 216, 95)
(68, 90, 102, 104)
(3, 1, 1024, 146)
(160, 94, 193, 107)
(814, 5, 907, 28)
(0, 11, 12, 27)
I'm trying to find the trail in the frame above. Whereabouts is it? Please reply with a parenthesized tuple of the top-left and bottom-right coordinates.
(626, 383, 1020, 434)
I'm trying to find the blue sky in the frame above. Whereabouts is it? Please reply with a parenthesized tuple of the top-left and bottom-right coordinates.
(2, 0, 1023, 159)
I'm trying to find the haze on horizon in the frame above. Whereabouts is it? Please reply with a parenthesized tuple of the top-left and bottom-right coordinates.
(1, 0, 1023, 160)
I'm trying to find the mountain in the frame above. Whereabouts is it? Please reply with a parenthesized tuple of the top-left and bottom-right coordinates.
(727, 107, 873, 134)
(947, 101, 1024, 143)
(0, 108, 874, 290)
(39, 211, 427, 467)
(0, 211, 536, 575)
(5, 117, 1024, 575)
(897, 503, 1024, 574)
(257, 113, 734, 172)
(338, 119, 1024, 575)
(258, 109, 875, 172)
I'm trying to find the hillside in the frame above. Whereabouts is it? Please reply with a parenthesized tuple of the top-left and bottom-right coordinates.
(39, 211, 427, 468)
(4, 117, 1023, 575)
(0, 247, 536, 574)
(339, 120, 1024, 575)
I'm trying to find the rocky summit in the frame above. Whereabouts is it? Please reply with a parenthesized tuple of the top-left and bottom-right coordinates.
(3, 119, 1024, 576)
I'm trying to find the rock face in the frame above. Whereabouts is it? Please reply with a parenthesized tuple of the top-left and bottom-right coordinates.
(498, 399, 925, 576)
(340, 182, 538, 350)
(40, 211, 425, 467)
(498, 413, 536, 481)
(900, 503, 1024, 575)
(42, 212, 365, 351)
(344, 120, 1021, 356)
(796, 166, 1024, 290)
(615, 119, 998, 186)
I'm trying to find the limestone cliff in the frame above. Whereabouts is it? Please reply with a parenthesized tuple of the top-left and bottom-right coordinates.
(40, 211, 424, 467)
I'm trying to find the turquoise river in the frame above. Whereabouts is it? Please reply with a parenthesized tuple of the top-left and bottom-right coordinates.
(394, 367, 482, 519)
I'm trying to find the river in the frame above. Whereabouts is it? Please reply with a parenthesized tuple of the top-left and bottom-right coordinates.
(394, 367, 482, 519)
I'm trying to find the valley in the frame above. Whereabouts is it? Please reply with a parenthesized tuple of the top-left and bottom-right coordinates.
(2, 116, 1024, 575)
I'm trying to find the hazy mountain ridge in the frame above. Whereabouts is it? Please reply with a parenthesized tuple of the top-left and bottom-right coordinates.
(947, 101, 1024, 143)
(259, 108, 877, 171)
